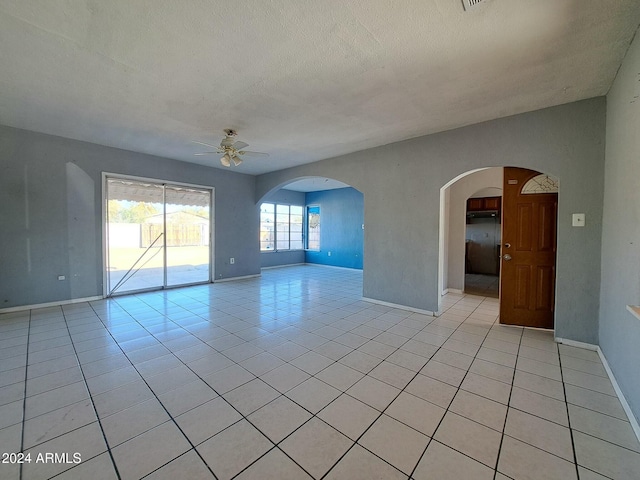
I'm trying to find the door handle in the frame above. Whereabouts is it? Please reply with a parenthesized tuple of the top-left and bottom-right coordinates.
(504, 243, 511, 248)
(503, 254, 512, 261)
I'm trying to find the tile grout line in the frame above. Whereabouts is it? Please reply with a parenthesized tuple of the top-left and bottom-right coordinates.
(557, 343, 582, 480)
(109, 292, 351, 480)
(311, 320, 427, 479)
(511, 354, 627, 416)
(59, 305, 123, 480)
(124, 294, 359, 480)
(116, 284, 434, 479)
(228, 312, 423, 479)
(16, 287, 515, 478)
(11, 280, 515, 478)
(18, 309, 31, 480)
(305, 298, 490, 477)
(285, 294, 496, 479)
(6, 268, 636, 479)
(557, 347, 637, 475)
(13, 277, 495, 478)
(485, 341, 630, 473)
(572, 429, 640, 455)
(85, 302, 222, 480)
(490, 321, 524, 480)
(406, 297, 499, 480)
(124, 293, 415, 480)
(380, 295, 496, 478)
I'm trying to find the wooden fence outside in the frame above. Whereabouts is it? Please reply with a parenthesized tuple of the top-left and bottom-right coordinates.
(141, 224, 209, 247)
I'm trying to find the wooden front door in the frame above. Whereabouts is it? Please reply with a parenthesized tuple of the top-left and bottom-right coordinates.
(500, 167, 557, 329)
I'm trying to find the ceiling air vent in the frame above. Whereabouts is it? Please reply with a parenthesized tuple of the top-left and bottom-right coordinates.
(461, 0, 487, 11)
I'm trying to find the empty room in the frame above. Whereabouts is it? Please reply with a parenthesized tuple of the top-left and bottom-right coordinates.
(1, 1, 640, 479)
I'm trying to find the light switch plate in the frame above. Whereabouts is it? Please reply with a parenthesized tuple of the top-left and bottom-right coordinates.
(572, 213, 585, 227)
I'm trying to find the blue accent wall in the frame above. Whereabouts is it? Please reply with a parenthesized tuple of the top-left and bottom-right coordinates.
(260, 189, 306, 268)
(305, 187, 363, 269)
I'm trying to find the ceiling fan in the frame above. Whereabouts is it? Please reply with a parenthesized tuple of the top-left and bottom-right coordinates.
(193, 129, 269, 167)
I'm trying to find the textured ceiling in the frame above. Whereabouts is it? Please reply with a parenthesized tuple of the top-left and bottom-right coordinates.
(1, 0, 639, 175)
(284, 178, 350, 193)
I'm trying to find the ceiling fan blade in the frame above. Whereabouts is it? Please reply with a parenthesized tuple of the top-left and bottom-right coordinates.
(232, 141, 249, 150)
(192, 140, 221, 149)
(193, 152, 217, 156)
(239, 151, 269, 157)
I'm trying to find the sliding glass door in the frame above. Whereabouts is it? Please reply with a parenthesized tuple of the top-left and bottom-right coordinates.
(165, 185, 211, 287)
(106, 179, 165, 294)
(105, 176, 212, 296)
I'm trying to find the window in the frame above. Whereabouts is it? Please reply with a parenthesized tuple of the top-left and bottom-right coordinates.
(521, 174, 559, 194)
(260, 203, 275, 251)
(290, 205, 304, 249)
(260, 203, 303, 251)
(307, 205, 320, 250)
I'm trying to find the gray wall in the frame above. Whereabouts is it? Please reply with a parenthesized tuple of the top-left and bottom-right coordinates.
(0, 125, 259, 308)
(257, 98, 606, 342)
(600, 32, 640, 422)
(0, 98, 608, 347)
(260, 189, 306, 268)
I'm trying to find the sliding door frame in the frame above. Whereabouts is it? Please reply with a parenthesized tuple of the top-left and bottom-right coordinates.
(101, 172, 215, 297)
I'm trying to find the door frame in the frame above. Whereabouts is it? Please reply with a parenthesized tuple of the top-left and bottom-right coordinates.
(101, 172, 215, 297)
(438, 166, 560, 329)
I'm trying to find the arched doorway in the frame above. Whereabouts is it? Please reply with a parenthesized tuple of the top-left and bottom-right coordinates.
(258, 177, 364, 271)
(439, 167, 559, 329)
(438, 167, 500, 300)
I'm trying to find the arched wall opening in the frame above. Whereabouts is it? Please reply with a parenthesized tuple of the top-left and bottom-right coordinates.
(438, 168, 489, 304)
(440, 167, 504, 298)
(258, 176, 364, 271)
(439, 166, 560, 325)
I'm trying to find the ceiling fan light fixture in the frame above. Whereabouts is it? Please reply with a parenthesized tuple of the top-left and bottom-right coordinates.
(193, 130, 267, 168)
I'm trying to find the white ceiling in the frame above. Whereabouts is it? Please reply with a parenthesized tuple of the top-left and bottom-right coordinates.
(1, 1, 639, 176)
(284, 178, 350, 193)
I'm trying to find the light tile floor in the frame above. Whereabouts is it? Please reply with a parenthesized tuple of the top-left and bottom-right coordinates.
(1, 265, 639, 479)
(464, 273, 499, 298)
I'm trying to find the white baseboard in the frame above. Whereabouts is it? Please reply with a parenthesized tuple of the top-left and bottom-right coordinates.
(362, 297, 436, 316)
(556, 338, 640, 443)
(445, 288, 464, 295)
(304, 263, 363, 272)
(215, 274, 261, 283)
(0, 296, 104, 314)
(554, 337, 598, 351)
(261, 263, 306, 270)
(596, 347, 640, 444)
